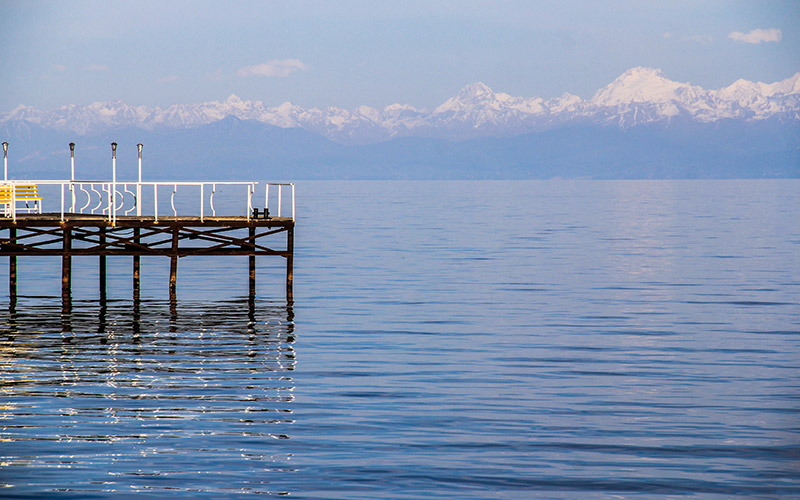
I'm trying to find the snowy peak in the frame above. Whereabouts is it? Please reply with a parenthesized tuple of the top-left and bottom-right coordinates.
(434, 82, 497, 113)
(3, 104, 40, 122)
(592, 67, 700, 106)
(1, 67, 798, 144)
(733, 72, 800, 97)
(771, 72, 800, 95)
(432, 82, 548, 124)
(457, 82, 495, 101)
(717, 79, 768, 102)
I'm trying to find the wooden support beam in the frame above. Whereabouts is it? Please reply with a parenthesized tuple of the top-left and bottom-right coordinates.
(286, 224, 294, 304)
(99, 227, 107, 301)
(169, 255, 178, 297)
(133, 228, 140, 302)
(9, 228, 16, 305)
(62, 225, 71, 300)
(169, 226, 178, 297)
(249, 225, 256, 299)
(61, 298, 71, 333)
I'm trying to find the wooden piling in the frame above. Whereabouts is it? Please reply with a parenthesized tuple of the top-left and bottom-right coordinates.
(169, 226, 178, 297)
(133, 228, 140, 301)
(169, 256, 177, 297)
(286, 225, 294, 303)
(61, 226, 71, 299)
(249, 225, 256, 299)
(61, 226, 72, 322)
(99, 227, 107, 300)
(9, 228, 16, 305)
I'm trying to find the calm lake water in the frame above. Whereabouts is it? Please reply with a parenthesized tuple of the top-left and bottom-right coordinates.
(1, 180, 799, 498)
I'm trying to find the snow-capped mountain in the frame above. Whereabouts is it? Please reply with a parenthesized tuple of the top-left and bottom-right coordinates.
(590, 67, 800, 125)
(2, 67, 798, 145)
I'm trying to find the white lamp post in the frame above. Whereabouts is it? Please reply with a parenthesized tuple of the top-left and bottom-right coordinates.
(2, 142, 8, 181)
(69, 142, 76, 212)
(111, 142, 117, 223)
(137, 143, 143, 216)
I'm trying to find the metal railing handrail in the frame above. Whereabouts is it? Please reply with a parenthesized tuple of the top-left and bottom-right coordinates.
(1, 179, 295, 224)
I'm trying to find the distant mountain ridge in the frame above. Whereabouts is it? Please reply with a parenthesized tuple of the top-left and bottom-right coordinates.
(3, 67, 799, 145)
(2, 67, 798, 180)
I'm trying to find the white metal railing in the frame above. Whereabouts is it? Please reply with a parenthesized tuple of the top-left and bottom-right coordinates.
(0, 179, 296, 224)
(264, 183, 295, 219)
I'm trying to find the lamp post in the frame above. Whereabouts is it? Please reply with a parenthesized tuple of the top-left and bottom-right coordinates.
(111, 142, 117, 223)
(2, 142, 8, 181)
(137, 143, 143, 216)
(69, 142, 75, 180)
(69, 143, 76, 212)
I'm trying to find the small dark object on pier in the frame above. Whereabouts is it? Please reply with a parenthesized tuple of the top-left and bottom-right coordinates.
(253, 208, 271, 219)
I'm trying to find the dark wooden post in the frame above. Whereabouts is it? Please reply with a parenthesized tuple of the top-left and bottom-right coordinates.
(62, 225, 71, 300)
(9, 228, 16, 306)
(249, 225, 256, 299)
(169, 225, 178, 297)
(169, 223, 178, 330)
(133, 227, 140, 302)
(98, 297, 107, 334)
(286, 224, 294, 304)
(99, 227, 107, 301)
(132, 300, 141, 336)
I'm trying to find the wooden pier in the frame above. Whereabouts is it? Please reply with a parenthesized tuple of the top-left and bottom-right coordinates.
(1, 213, 294, 304)
(0, 142, 295, 306)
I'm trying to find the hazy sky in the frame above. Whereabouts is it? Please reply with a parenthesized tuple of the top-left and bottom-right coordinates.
(2, 0, 798, 112)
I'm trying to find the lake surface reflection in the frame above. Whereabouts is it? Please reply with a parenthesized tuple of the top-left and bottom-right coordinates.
(0, 297, 296, 497)
(1, 180, 799, 498)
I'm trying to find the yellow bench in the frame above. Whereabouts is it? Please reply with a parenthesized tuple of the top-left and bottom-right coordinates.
(0, 184, 43, 216)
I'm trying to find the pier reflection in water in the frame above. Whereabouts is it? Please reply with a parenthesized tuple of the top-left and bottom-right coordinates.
(0, 296, 296, 497)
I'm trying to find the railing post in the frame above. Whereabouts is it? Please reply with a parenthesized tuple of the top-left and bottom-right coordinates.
(278, 185, 282, 218)
(247, 184, 252, 221)
(210, 184, 216, 216)
(153, 184, 158, 222)
(291, 183, 295, 220)
(200, 184, 204, 222)
(10, 180, 16, 223)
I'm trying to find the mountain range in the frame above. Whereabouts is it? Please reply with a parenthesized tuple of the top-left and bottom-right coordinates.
(2, 67, 799, 179)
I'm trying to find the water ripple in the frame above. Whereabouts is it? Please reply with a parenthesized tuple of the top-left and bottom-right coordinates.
(0, 296, 295, 497)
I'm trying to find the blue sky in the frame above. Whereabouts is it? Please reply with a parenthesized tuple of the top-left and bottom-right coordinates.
(2, 0, 798, 112)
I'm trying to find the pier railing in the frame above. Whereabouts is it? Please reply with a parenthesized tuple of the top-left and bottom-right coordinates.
(0, 180, 295, 223)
